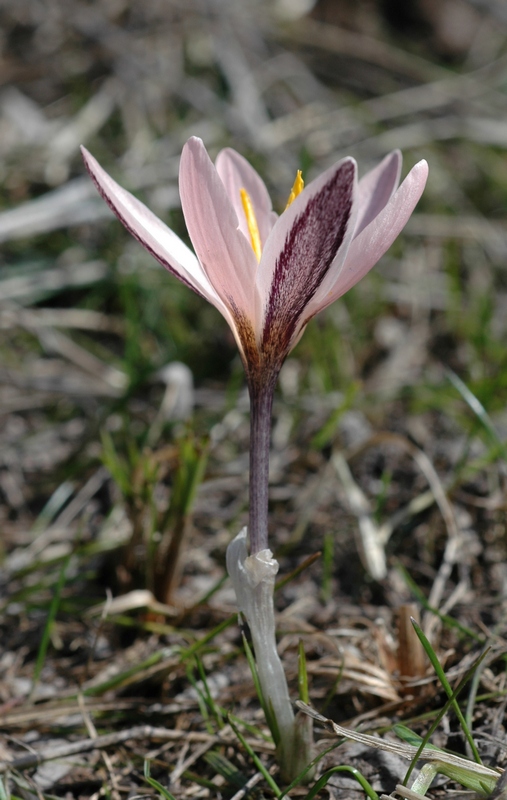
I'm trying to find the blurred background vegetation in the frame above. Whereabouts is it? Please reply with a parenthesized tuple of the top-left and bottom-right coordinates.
(1, 0, 507, 797)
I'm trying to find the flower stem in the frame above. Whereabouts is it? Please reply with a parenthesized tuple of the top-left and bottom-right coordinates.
(249, 379, 276, 554)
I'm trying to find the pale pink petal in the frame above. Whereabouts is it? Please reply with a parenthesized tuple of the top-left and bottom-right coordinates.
(179, 137, 259, 323)
(354, 150, 402, 237)
(257, 157, 357, 357)
(311, 159, 429, 311)
(215, 147, 277, 246)
(80, 146, 226, 313)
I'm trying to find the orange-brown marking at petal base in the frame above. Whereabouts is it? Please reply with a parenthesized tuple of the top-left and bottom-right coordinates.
(227, 296, 282, 392)
(240, 188, 262, 262)
(285, 170, 304, 210)
(227, 296, 260, 369)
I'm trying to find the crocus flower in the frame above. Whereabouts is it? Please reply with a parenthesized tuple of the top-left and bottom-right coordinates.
(82, 138, 427, 554)
(81, 138, 427, 391)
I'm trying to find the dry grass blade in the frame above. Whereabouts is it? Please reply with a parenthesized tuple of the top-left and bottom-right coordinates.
(0, 726, 220, 774)
(0, 261, 109, 301)
(296, 703, 502, 787)
(45, 77, 125, 185)
(0, 306, 124, 333)
(85, 589, 178, 619)
(332, 450, 387, 580)
(34, 327, 127, 392)
(0, 183, 111, 241)
(281, 18, 450, 81)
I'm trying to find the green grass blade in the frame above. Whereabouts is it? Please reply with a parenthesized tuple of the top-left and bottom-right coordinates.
(195, 655, 225, 729)
(310, 381, 360, 450)
(401, 645, 490, 790)
(143, 760, 178, 800)
(446, 368, 507, 460)
(185, 662, 214, 734)
(227, 713, 282, 797)
(31, 555, 71, 695)
(204, 752, 253, 793)
(395, 724, 441, 751)
(193, 573, 228, 608)
(279, 740, 344, 798)
(242, 631, 279, 744)
(275, 552, 321, 591)
(303, 765, 379, 800)
(397, 564, 483, 642)
(83, 647, 174, 696)
(179, 615, 235, 660)
(320, 532, 334, 603)
(321, 655, 345, 713)
(408, 619, 486, 771)
(298, 640, 309, 704)
(31, 481, 74, 533)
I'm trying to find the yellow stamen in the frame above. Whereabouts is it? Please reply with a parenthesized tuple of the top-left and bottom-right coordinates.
(285, 169, 304, 209)
(240, 188, 262, 262)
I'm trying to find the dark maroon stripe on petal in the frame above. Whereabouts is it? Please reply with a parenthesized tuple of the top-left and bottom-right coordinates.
(262, 160, 354, 358)
(84, 162, 205, 301)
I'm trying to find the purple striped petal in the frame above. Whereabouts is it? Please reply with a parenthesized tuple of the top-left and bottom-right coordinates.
(259, 157, 357, 359)
(215, 147, 277, 246)
(316, 158, 429, 309)
(80, 146, 226, 312)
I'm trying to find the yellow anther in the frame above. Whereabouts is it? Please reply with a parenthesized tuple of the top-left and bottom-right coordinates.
(285, 170, 304, 209)
(240, 188, 262, 262)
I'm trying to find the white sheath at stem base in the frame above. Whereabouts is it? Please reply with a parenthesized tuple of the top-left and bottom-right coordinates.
(226, 528, 313, 782)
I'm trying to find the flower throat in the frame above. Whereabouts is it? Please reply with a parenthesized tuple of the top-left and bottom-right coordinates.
(240, 170, 304, 263)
